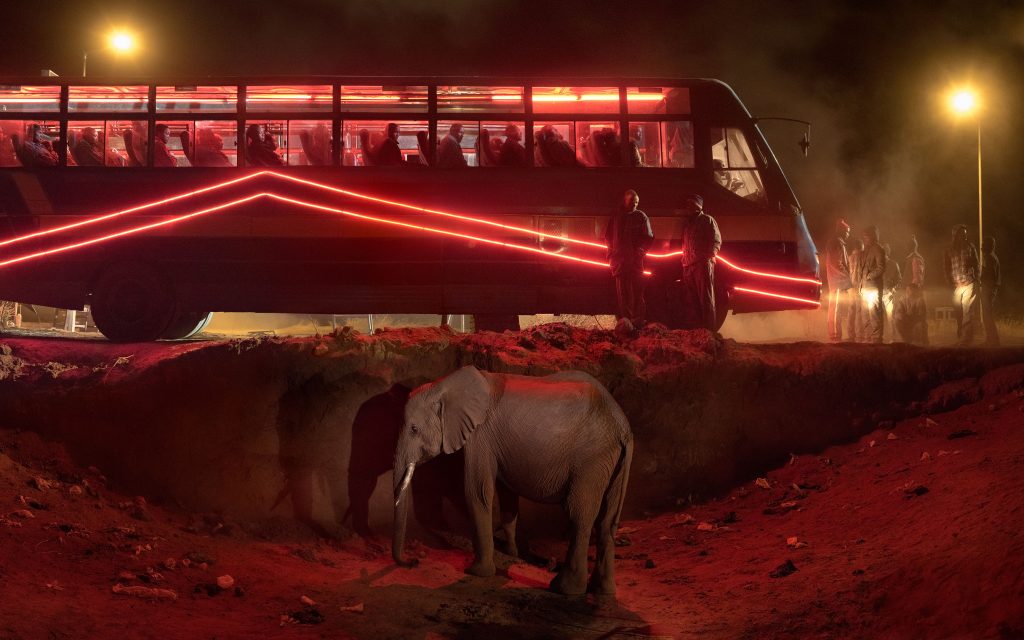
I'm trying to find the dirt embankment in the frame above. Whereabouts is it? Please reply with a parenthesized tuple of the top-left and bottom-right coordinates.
(0, 326, 1022, 534)
(1, 342, 1022, 639)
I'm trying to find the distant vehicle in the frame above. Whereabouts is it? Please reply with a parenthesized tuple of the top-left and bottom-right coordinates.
(0, 77, 819, 341)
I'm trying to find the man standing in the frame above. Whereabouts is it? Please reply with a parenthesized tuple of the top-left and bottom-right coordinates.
(942, 224, 980, 346)
(679, 194, 722, 330)
(881, 243, 902, 342)
(980, 236, 1001, 346)
(436, 123, 467, 168)
(847, 236, 865, 342)
(823, 218, 852, 342)
(605, 189, 654, 328)
(858, 226, 886, 344)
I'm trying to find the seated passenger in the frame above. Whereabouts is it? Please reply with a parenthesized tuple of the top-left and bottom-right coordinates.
(713, 159, 745, 193)
(499, 124, 526, 167)
(298, 123, 331, 166)
(535, 125, 576, 167)
(436, 123, 467, 169)
(152, 124, 176, 167)
(245, 124, 284, 167)
(372, 123, 404, 166)
(72, 126, 104, 166)
(20, 125, 57, 167)
(193, 128, 233, 167)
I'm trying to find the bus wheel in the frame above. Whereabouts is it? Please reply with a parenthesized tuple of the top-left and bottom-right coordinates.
(90, 262, 176, 343)
(161, 311, 214, 340)
(472, 314, 521, 332)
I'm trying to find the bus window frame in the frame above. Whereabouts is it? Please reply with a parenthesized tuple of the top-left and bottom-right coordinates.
(0, 79, 700, 170)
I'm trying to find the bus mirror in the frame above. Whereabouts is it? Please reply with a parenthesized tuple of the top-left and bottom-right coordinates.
(798, 131, 810, 157)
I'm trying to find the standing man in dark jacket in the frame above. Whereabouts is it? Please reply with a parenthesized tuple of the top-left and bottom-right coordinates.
(942, 224, 980, 346)
(858, 226, 886, 343)
(680, 194, 722, 330)
(823, 218, 852, 342)
(605, 189, 654, 327)
(980, 236, 1001, 346)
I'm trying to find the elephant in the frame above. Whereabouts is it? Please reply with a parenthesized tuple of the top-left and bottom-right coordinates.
(392, 365, 633, 596)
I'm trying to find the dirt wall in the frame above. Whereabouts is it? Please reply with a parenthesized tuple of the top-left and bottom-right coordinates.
(1, 327, 1022, 535)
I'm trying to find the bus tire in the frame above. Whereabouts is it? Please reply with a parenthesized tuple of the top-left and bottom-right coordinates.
(90, 261, 177, 343)
(713, 284, 731, 332)
(472, 314, 520, 332)
(161, 311, 214, 340)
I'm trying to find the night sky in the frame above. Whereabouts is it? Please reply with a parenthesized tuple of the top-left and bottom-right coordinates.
(2, 0, 1022, 310)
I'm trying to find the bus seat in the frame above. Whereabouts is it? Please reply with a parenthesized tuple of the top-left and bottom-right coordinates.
(416, 130, 430, 166)
(179, 130, 194, 164)
(477, 128, 498, 167)
(298, 129, 330, 166)
(9, 133, 30, 166)
(122, 128, 143, 166)
(358, 129, 374, 166)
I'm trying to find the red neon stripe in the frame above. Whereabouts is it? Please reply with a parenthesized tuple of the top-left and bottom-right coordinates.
(269, 172, 610, 250)
(733, 286, 820, 307)
(717, 256, 820, 285)
(0, 194, 264, 268)
(261, 193, 650, 273)
(0, 171, 268, 250)
(0, 191, 649, 275)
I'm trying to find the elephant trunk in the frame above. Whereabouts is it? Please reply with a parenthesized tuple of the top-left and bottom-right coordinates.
(392, 462, 418, 567)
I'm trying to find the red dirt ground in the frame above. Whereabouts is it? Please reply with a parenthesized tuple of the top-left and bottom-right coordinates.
(1, 375, 1022, 639)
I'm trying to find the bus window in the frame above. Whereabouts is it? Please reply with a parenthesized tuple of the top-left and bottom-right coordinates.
(0, 86, 60, 113)
(156, 86, 237, 113)
(533, 122, 577, 167)
(662, 121, 694, 168)
(628, 122, 660, 167)
(157, 122, 194, 166)
(0, 120, 59, 167)
(244, 121, 287, 167)
(106, 121, 146, 167)
(193, 121, 237, 167)
(69, 86, 148, 113)
(627, 87, 690, 115)
(246, 86, 331, 113)
(532, 87, 619, 114)
(339, 86, 427, 113)
(711, 127, 765, 202)
(576, 122, 621, 167)
(436, 120, 478, 167)
(438, 86, 524, 113)
(479, 122, 526, 167)
(342, 120, 428, 166)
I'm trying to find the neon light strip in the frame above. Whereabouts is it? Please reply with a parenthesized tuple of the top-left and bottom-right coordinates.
(0, 194, 263, 268)
(0, 191, 649, 275)
(492, 94, 665, 102)
(717, 255, 820, 285)
(0, 169, 817, 285)
(733, 286, 820, 307)
(0, 172, 266, 249)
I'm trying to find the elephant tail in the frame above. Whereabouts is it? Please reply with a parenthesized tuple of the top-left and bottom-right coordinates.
(602, 436, 634, 536)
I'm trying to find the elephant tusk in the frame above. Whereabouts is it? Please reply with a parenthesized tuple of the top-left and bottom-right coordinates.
(394, 463, 416, 508)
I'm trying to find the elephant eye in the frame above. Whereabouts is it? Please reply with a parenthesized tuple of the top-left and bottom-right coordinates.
(410, 424, 419, 435)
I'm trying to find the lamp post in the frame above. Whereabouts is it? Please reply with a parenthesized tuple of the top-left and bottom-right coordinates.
(948, 89, 982, 254)
(82, 30, 137, 77)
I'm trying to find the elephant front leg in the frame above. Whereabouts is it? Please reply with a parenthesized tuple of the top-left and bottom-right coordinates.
(464, 468, 496, 577)
(496, 482, 519, 558)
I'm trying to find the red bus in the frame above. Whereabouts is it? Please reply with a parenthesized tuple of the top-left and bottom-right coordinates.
(0, 77, 820, 341)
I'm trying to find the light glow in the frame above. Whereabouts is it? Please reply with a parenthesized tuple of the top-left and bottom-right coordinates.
(949, 89, 977, 115)
(109, 32, 136, 52)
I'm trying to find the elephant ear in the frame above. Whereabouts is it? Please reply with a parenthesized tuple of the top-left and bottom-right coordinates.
(440, 366, 492, 454)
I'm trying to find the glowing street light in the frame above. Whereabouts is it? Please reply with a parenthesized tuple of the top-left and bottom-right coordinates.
(82, 29, 139, 77)
(949, 89, 977, 115)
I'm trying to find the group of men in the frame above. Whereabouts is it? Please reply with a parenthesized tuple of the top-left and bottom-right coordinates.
(824, 219, 1001, 346)
(605, 189, 721, 331)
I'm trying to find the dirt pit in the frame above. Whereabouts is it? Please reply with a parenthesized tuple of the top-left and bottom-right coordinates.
(1, 326, 1023, 638)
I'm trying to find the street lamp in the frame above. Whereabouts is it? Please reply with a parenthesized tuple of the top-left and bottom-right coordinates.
(82, 30, 138, 77)
(947, 87, 982, 253)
